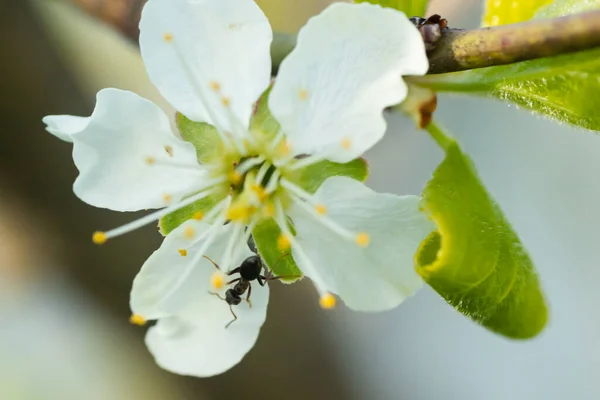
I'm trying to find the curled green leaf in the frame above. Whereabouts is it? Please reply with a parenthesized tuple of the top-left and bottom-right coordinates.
(176, 113, 222, 163)
(415, 126, 548, 339)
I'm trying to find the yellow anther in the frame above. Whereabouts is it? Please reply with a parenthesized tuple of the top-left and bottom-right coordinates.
(251, 184, 267, 201)
(340, 138, 352, 150)
(211, 271, 225, 289)
(163, 193, 173, 204)
(299, 89, 308, 100)
(319, 293, 336, 309)
(178, 249, 187, 257)
(145, 156, 156, 165)
(129, 314, 147, 326)
(163, 33, 173, 42)
(193, 211, 204, 221)
(229, 171, 242, 185)
(264, 202, 275, 217)
(226, 204, 252, 222)
(221, 97, 231, 107)
(277, 233, 291, 251)
(355, 232, 370, 247)
(164, 145, 173, 157)
(278, 140, 291, 156)
(184, 226, 195, 239)
(209, 81, 221, 91)
(314, 204, 327, 215)
(92, 231, 107, 245)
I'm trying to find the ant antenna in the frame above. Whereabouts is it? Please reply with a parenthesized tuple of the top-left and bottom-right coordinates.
(203, 255, 221, 271)
(272, 253, 290, 270)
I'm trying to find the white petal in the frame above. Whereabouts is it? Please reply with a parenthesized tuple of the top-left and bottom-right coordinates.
(288, 177, 435, 312)
(139, 0, 272, 133)
(270, 3, 428, 163)
(71, 88, 205, 212)
(145, 280, 268, 377)
(131, 220, 254, 320)
(42, 115, 90, 142)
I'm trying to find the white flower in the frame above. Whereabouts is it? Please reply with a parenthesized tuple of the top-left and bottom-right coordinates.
(43, 0, 431, 377)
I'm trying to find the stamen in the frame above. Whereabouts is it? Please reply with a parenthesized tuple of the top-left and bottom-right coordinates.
(163, 33, 173, 42)
(95, 181, 224, 242)
(164, 145, 174, 157)
(229, 171, 243, 185)
(277, 233, 291, 251)
(289, 154, 327, 171)
(255, 162, 272, 186)
(264, 202, 275, 217)
(159, 213, 228, 306)
(163, 193, 173, 204)
(211, 270, 226, 289)
(210, 81, 221, 92)
(314, 204, 327, 215)
(184, 226, 195, 239)
(340, 137, 352, 150)
(298, 89, 309, 100)
(273, 200, 330, 298)
(221, 97, 231, 107)
(264, 169, 281, 195)
(287, 192, 355, 242)
(129, 314, 147, 326)
(165, 38, 235, 151)
(92, 231, 107, 245)
(235, 156, 265, 176)
(280, 179, 313, 201)
(319, 293, 336, 309)
(145, 157, 209, 174)
(355, 232, 370, 247)
(193, 211, 204, 221)
(251, 184, 267, 201)
(220, 223, 244, 274)
(178, 249, 188, 256)
(268, 129, 285, 152)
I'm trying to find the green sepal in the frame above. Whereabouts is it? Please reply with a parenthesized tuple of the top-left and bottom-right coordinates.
(410, 0, 600, 131)
(159, 195, 219, 236)
(416, 130, 548, 339)
(252, 219, 302, 283)
(250, 85, 280, 140)
(354, 0, 428, 16)
(290, 158, 369, 194)
(176, 113, 222, 163)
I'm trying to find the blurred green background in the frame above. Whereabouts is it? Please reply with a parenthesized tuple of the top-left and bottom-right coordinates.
(1, 0, 599, 399)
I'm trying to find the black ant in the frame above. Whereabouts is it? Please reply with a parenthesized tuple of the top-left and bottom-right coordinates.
(204, 241, 297, 328)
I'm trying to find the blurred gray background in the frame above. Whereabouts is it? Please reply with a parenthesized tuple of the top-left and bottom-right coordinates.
(1, 0, 599, 399)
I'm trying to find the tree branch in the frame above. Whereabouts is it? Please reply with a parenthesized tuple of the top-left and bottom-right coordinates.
(69, 0, 600, 75)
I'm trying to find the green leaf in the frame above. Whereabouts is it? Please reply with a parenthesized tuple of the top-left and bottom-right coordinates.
(290, 158, 369, 194)
(354, 0, 428, 16)
(481, 0, 553, 26)
(252, 219, 302, 283)
(411, 0, 600, 131)
(415, 124, 548, 339)
(176, 113, 222, 163)
(159, 195, 219, 235)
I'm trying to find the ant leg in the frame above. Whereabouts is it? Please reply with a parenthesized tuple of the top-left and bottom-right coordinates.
(227, 267, 241, 276)
(227, 277, 241, 285)
(246, 283, 252, 308)
(257, 275, 265, 286)
(225, 305, 238, 329)
(203, 255, 221, 271)
(209, 291, 225, 300)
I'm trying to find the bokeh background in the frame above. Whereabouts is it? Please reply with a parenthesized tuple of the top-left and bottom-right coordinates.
(1, 0, 599, 399)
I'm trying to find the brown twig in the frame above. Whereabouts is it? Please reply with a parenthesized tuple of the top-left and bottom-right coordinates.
(69, 0, 600, 75)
